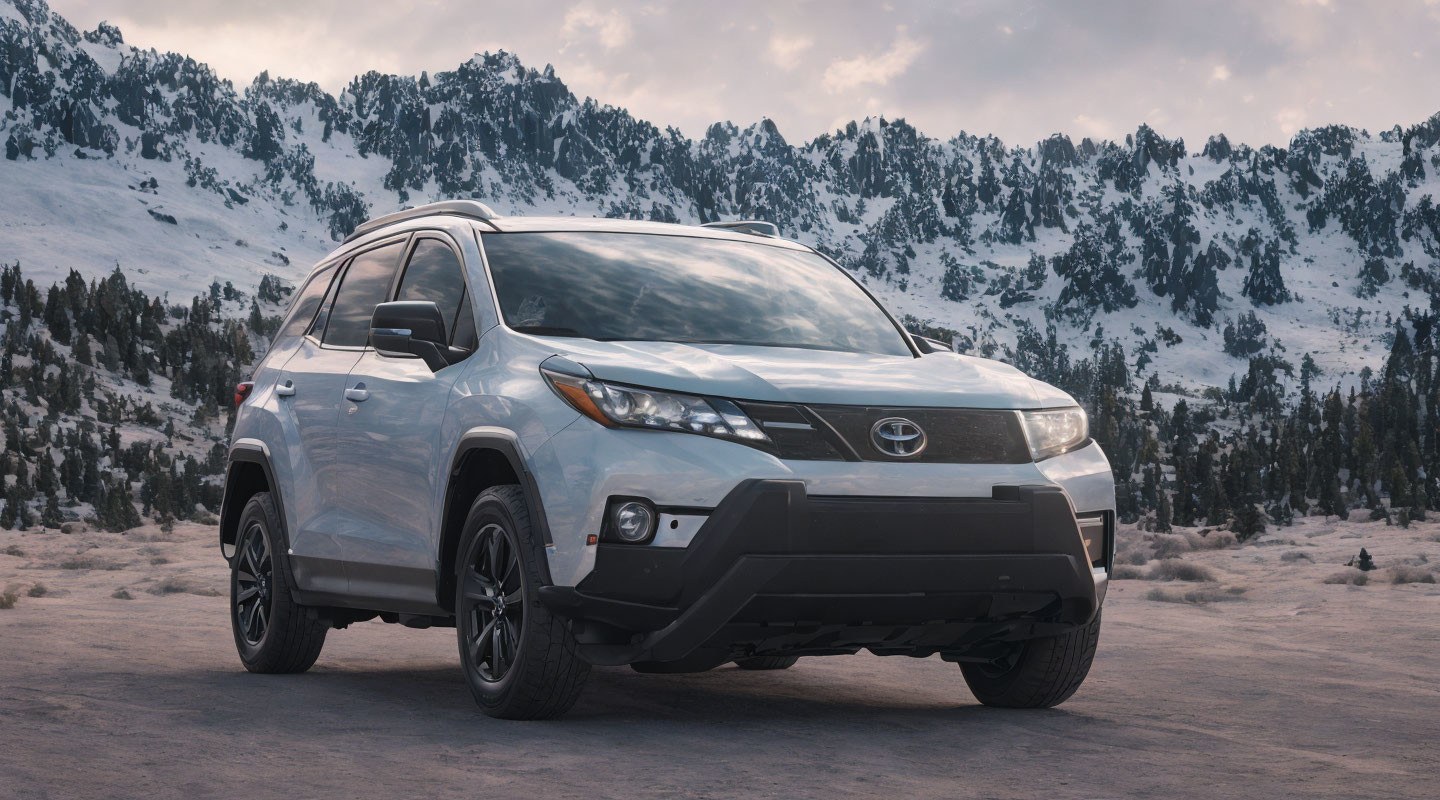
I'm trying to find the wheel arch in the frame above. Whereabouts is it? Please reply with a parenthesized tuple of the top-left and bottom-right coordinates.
(436, 428, 554, 611)
(221, 440, 286, 562)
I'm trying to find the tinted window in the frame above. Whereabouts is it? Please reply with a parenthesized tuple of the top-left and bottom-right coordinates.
(277, 264, 336, 341)
(481, 232, 910, 356)
(322, 242, 403, 347)
(396, 239, 467, 340)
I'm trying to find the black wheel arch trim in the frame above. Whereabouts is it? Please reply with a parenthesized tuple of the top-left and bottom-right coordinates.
(221, 441, 288, 563)
(439, 428, 555, 597)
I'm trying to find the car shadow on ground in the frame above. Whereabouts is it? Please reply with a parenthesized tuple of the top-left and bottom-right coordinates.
(187, 658, 1112, 734)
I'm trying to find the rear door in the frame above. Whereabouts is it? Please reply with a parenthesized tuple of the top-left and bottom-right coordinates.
(332, 233, 478, 608)
(278, 236, 408, 596)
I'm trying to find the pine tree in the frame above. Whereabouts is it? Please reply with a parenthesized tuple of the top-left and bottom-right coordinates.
(72, 332, 92, 365)
(1242, 239, 1290, 305)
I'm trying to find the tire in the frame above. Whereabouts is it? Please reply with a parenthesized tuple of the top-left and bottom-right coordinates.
(455, 485, 589, 720)
(960, 612, 1101, 708)
(230, 492, 327, 674)
(734, 655, 799, 671)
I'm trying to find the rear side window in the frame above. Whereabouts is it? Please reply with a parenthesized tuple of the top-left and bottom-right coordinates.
(321, 241, 404, 347)
(275, 264, 336, 341)
(395, 238, 468, 342)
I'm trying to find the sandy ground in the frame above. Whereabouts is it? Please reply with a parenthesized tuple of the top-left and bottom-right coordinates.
(1, 517, 1438, 800)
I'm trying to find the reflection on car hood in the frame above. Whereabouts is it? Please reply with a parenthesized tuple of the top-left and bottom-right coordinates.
(547, 339, 1074, 409)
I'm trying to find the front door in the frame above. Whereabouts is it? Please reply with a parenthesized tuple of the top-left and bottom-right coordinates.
(333, 233, 478, 609)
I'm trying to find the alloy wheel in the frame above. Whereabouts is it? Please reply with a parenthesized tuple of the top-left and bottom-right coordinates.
(234, 522, 273, 646)
(461, 523, 525, 682)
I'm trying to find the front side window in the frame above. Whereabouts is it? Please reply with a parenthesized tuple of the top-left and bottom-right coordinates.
(396, 238, 468, 343)
(481, 232, 910, 356)
(321, 241, 404, 347)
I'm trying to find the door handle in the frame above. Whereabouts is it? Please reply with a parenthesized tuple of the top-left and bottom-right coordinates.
(275, 380, 296, 397)
(345, 383, 370, 403)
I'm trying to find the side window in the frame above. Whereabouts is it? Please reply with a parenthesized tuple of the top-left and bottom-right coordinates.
(306, 260, 342, 339)
(321, 241, 404, 347)
(396, 238, 468, 343)
(276, 264, 336, 342)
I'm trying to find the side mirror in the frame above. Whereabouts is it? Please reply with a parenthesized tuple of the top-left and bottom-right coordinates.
(371, 301, 451, 372)
(908, 330, 957, 355)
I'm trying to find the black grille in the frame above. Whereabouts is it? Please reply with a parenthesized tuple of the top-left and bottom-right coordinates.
(735, 401, 848, 461)
(735, 401, 1031, 464)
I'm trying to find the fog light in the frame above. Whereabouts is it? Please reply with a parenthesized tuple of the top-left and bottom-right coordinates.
(610, 501, 656, 544)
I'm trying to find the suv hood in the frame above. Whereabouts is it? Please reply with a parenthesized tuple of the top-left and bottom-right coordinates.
(545, 340, 1073, 409)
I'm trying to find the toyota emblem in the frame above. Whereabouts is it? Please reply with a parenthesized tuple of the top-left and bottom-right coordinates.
(870, 417, 927, 458)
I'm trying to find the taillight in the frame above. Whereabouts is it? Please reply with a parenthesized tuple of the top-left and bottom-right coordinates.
(234, 381, 254, 408)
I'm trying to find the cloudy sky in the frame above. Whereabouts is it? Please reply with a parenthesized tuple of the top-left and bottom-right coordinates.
(47, 0, 1440, 148)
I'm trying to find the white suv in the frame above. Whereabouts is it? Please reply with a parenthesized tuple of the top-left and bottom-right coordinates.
(221, 201, 1114, 719)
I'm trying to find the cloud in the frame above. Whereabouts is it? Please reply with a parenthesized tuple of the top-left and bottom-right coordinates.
(1273, 107, 1307, 137)
(561, 3, 632, 49)
(767, 34, 812, 71)
(820, 29, 926, 94)
(38, 0, 1440, 147)
(1071, 114, 1113, 139)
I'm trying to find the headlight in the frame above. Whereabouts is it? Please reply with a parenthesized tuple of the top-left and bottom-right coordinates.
(542, 368, 771, 446)
(1020, 407, 1088, 460)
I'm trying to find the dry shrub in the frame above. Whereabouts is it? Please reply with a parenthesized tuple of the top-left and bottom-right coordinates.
(27, 583, 47, 598)
(1280, 551, 1314, 563)
(1190, 530, 1239, 550)
(1147, 560, 1217, 582)
(0, 591, 16, 609)
(1323, 569, 1369, 586)
(147, 576, 221, 597)
(149, 556, 170, 566)
(147, 577, 189, 595)
(56, 554, 124, 571)
(2, 544, 24, 557)
(1386, 566, 1437, 585)
(1110, 564, 1146, 580)
(1145, 586, 1245, 604)
(111, 588, 133, 600)
(1122, 549, 1151, 566)
(1149, 533, 1192, 557)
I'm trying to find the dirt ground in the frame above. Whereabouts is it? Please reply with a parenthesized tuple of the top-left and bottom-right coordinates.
(1, 517, 1437, 800)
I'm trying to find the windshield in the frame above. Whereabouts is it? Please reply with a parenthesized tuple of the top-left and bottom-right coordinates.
(481, 231, 911, 356)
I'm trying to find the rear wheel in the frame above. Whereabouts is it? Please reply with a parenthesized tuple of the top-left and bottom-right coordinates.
(230, 492, 327, 673)
(735, 655, 799, 671)
(960, 613, 1101, 708)
(455, 486, 589, 720)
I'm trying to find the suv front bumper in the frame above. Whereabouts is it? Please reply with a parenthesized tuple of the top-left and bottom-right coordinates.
(539, 480, 1108, 667)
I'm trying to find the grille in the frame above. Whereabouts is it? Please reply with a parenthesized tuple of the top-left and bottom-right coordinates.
(735, 401, 1031, 464)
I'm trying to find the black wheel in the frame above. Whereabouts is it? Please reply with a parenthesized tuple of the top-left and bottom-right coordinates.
(456, 485, 589, 720)
(960, 612, 1101, 708)
(230, 492, 327, 673)
(735, 655, 799, 671)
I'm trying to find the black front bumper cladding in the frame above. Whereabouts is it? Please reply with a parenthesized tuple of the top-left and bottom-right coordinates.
(538, 480, 1102, 667)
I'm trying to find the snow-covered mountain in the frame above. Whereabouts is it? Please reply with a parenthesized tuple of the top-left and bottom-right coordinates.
(2, 0, 1437, 396)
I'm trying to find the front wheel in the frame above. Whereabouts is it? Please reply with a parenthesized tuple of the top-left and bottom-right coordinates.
(455, 486, 589, 720)
(230, 492, 327, 673)
(960, 613, 1101, 708)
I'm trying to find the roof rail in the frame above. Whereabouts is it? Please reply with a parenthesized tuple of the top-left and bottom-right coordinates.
(344, 200, 499, 244)
(701, 220, 780, 237)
